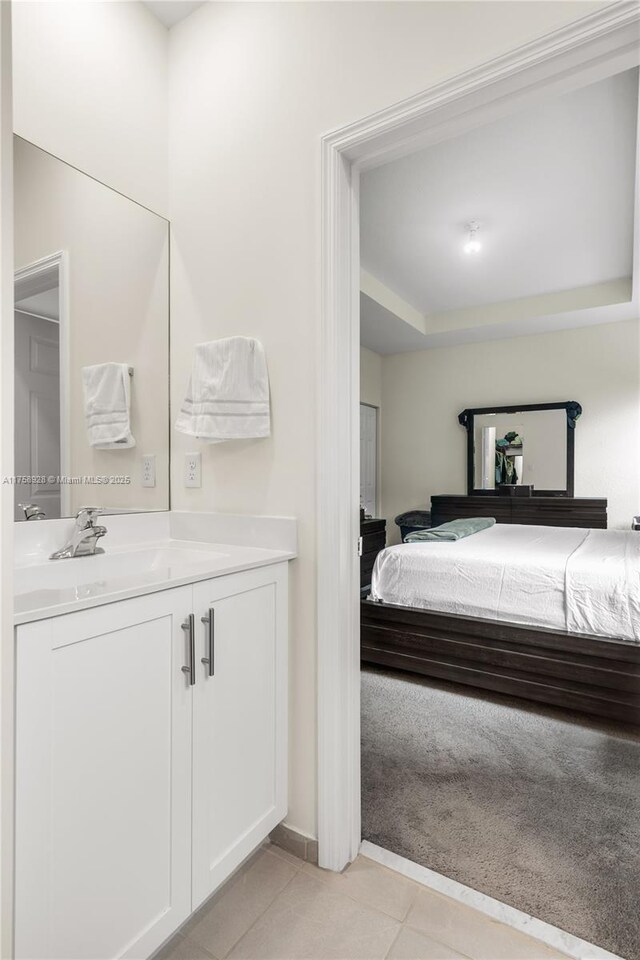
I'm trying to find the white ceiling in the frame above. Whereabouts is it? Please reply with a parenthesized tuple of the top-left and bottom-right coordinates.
(144, 2, 205, 29)
(360, 68, 639, 353)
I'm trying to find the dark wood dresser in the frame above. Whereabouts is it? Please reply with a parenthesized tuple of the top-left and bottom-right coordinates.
(430, 495, 607, 529)
(360, 518, 386, 589)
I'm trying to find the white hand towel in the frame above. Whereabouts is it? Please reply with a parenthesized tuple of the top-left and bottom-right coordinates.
(82, 362, 136, 449)
(175, 337, 270, 442)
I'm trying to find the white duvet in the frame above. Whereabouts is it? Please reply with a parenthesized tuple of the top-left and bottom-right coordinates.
(370, 524, 640, 642)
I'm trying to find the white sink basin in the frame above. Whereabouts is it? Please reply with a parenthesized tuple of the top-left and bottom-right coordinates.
(13, 538, 294, 624)
(14, 543, 229, 595)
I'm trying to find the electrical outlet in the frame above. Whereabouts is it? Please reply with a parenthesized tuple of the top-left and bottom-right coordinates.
(141, 454, 156, 488)
(184, 452, 202, 488)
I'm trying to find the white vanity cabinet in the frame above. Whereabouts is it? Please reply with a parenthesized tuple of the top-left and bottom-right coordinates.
(191, 566, 288, 908)
(15, 562, 288, 960)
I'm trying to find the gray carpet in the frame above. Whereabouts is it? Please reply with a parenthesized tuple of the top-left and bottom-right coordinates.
(361, 667, 640, 960)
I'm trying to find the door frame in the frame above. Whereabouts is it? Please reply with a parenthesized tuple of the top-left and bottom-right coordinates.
(14, 250, 71, 517)
(359, 402, 379, 518)
(317, 0, 640, 871)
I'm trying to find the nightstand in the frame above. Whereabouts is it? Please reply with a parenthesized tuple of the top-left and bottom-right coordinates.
(360, 518, 386, 591)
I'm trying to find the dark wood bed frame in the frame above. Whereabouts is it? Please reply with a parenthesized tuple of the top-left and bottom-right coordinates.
(362, 492, 637, 723)
(361, 599, 640, 726)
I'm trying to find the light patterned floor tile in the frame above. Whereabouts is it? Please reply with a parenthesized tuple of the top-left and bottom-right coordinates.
(266, 842, 306, 868)
(228, 870, 400, 959)
(184, 849, 297, 958)
(386, 925, 469, 960)
(406, 887, 568, 960)
(303, 854, 418, 921)
(155, 933, 219, 960)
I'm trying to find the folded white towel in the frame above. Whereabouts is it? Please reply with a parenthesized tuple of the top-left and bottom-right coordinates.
(81, 362, 135, 449)
(175, 337, 270, 442)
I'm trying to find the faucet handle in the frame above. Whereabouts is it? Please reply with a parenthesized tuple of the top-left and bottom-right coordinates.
(19, 503, 45, 521)
(75, 506, 102, 528)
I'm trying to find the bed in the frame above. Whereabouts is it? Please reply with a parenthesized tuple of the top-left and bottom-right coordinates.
(361, 524, 640, 725)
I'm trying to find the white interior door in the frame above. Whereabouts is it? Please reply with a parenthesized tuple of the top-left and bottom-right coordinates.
(191, 565, 288, 909)
(14, 588, 193, 960)
(360, 403, 378, 517)
(14, 310, 61, 519)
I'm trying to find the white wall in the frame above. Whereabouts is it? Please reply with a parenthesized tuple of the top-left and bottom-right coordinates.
(381, 320, 640, 543)
(12, 1, 168, 215)
(360, 347, 382, 409)
(168, 1, 608, 837)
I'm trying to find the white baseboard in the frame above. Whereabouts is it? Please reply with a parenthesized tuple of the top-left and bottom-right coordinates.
(360, 841, 623, 960)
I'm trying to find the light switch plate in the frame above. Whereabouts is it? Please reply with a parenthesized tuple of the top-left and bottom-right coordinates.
(141, 454, 156, 488)
(184, 452, 202, 488)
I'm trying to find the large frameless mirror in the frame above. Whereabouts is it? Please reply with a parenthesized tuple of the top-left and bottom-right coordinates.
(13, 136, 170, 520)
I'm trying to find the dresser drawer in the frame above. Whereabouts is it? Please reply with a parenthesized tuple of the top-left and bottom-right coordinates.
(430, 495, 608, 529)
(361, 519, 385, 536)
(362, 530, 386, 554)
(512, 498, 607, 528)
(431, 496, 511, 526)
(360, 519, 386, 588)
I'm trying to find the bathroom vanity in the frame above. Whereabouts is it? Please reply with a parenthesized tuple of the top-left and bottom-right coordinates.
(11, 130, 296, 960)
(13, 512, 295, 960)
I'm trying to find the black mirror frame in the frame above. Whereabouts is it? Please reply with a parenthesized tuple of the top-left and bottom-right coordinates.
(458, 401, 582, 498)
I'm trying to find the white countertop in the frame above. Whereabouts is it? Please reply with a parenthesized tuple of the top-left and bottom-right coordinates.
(14, 512, 297, 625)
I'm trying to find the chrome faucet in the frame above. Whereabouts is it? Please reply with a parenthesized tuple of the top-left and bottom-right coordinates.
(50, 507, 107, 560)
(19, 503, 46, 521)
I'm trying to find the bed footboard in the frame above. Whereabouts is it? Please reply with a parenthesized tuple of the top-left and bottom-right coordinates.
(360, 599, 640, 725)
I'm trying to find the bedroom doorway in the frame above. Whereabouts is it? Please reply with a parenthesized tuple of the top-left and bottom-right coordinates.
(318, 6, 640, 959)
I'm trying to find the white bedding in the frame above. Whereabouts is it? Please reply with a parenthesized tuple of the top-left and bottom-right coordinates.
(370, 524, 640, 642)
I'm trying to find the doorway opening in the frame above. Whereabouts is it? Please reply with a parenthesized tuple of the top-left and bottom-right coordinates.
(318, 5, 640, 959)
(358, 64, 640, 959)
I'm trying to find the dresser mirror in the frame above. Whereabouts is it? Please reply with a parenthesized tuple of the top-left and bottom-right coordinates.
(13, 136, 170, 521)
(459, 401, 581, 497)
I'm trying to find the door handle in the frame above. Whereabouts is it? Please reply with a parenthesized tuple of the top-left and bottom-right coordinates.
(181, 614, 196, 685)
(200, 608, 215, 677)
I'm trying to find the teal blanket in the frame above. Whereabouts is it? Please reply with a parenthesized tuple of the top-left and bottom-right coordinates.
(405, 517, 496, 542)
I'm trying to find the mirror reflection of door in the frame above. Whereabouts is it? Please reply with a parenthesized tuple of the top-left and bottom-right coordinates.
(360, 403, 378, 517)
(14, 267, 62, 520)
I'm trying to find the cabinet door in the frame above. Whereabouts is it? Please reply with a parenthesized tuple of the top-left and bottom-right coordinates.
(191, 563, 288, 908)
(15, 587, 193, 960)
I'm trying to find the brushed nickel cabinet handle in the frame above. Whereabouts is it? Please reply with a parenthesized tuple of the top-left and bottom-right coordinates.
(200, 608, 215, 677)
(181, 614, 196, 685)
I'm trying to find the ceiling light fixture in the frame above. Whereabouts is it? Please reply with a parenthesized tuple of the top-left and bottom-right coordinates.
(464, 220, 482, 255)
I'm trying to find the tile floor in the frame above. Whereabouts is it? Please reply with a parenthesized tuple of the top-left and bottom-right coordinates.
(157, 845, 570, 960)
